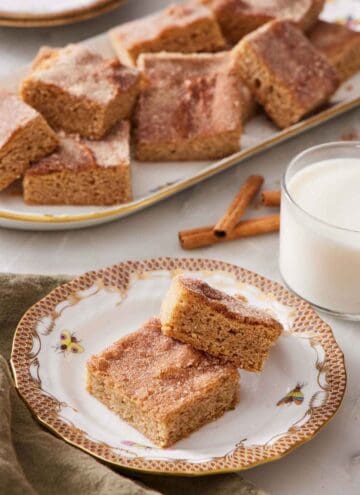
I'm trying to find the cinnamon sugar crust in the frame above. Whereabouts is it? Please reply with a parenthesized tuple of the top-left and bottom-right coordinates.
(28, 44, 139, 104)
(160, 276, 283, 371)
(0, 91, 39, 148)
(179, 277, 282, 329)
(308, 20, 360, 81)
(21, 45, 141, 139)
(87, 318, 239, 447)
(134, 52, 243, 161)
(23, 121, 132, 205)
(25, 135, 93, 176)
(82, 121, 130, 168)
(202, 0, 325, 44)
(233, 20, 339, 128)
(88, 318, 238, 413)
(109, 2, 226, 66)
(0, 91, 58, 191)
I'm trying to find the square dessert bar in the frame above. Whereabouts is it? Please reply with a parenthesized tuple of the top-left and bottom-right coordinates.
(309, 20, 360, 82)
(109, 2, 225, 67)
(21, 44, 141, 139)
(201, 0, 325, 44)
(0, 91, 58, 191)
(233, 20, 339, 129)
(160, 276, 283, 372)
(134, 52, 243, 161)
(86, 318, 239, 448)
(23, 121, 132, 206)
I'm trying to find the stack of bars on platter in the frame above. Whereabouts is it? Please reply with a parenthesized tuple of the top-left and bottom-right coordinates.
(0, 0, 360, 206)
(86, 275, 283, 447)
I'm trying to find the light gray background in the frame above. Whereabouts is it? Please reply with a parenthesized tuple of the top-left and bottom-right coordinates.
(0, 1, 359, 494)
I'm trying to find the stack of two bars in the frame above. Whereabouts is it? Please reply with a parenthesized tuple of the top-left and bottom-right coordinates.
(87, 276, 282, 447)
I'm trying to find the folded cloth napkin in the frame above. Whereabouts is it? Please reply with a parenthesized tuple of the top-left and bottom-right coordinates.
(0, 273, 267, 495)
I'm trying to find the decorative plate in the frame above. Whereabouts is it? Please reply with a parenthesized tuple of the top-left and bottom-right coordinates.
(11, 258, 346, 475)
(0, 0, 125, 27)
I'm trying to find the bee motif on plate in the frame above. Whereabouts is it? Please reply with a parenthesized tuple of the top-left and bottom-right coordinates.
(277, 384, 304, 406)
(55, 330, 84, 355)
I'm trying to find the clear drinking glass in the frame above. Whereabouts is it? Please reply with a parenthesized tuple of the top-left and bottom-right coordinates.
(279, 142, 360, 320)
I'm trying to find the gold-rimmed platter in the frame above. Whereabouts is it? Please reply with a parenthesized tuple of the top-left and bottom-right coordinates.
(11, 257, 346, 475)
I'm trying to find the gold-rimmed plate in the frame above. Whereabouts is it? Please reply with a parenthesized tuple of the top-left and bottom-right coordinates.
(11, 257, 346, 475)
(0, 0, 126, 27)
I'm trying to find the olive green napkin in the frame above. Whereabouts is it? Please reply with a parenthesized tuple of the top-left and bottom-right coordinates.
(0, 273, 266, 495)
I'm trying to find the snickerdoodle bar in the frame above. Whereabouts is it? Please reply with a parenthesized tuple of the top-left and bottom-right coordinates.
(86, 318, 239, 448)
(109, 2, 225, 66)
(0, 91, 58, 191)
(160, 276, 283, 372)
(202, 0, 325, 44)
(233, 20, 339, 128)
(309, 20, 360, 82)
(134, 51, 243, 161)
(21, 44, 141, 139)
(23, 121, 132, 206)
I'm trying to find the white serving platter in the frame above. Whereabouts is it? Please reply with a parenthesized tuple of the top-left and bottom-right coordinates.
(0, 6, 359, 231)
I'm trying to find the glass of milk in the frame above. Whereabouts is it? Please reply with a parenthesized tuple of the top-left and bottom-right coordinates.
(280, 142, 360, 320)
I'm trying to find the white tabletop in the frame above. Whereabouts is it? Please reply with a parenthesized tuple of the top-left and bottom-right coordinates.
(1, 2, 360, 494)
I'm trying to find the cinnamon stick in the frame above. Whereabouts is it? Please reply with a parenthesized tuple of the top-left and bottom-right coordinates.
(213, 175, 264, 237)
(179, 214, 280, 250)
(261, 191, 281, 207)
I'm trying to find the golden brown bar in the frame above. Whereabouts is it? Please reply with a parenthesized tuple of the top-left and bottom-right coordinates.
(21, 44, 141, 139)
(201, 0, 325, 44)
(109, 2, 226, 66)
(86, 318, 239, 448)
(23, 121, 132, 206)
(134, 51, 243, 161)
(160, 276, 282, 371)
(0, 91, 58, 191)
(233, 20, 339, 129)
(308, 20, 360, 81)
